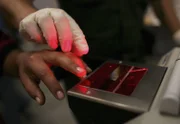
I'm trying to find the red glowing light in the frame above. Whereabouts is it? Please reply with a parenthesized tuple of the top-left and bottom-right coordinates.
(47, 63, 52, 67)
(49, 39, 58, 49)
(80, 62, 148, 96)
(80, 62, 119, 89)
(61, 40, 72, 52)
(77, 85, 89, 94)
(115, 67, 148, 95)
(83, 80, 91, 87)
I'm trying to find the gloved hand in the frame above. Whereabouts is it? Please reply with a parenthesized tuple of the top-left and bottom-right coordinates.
(19, 8, 89, 56)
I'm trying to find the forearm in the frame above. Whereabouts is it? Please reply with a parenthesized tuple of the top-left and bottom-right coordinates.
(161, 0, 180, 33)
(150, 0, 180, 33)
(0, 0, 37, 28)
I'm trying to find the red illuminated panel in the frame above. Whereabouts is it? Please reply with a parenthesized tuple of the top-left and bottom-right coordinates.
(115, 67, 148, 95)
(80, 62, 131, 90)
(80, 62, 120, 89)
(102, 65, 131, 92)
(80, 62, 148, 96)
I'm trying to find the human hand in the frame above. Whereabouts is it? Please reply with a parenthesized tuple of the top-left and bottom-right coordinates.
(16, 50, 88, 105)
(19, 8, 89, 56)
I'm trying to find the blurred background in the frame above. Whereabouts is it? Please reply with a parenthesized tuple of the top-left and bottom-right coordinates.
(0, 0, 177, 124)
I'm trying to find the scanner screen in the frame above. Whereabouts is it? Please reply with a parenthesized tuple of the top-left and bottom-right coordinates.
(80, 62, 148, 96)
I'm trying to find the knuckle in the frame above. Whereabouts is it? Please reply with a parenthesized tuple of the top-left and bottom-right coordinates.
(54, 9, 65, 19)
(59, 9, 65, 15)
(36, 9, 50, 20)
(25, 53, 38, 64)
(28, 54, 36, 61)
(54, 52, 65, 61)
(21, 14, 35, 27)
(38, 68, 49, 79)
(63, 59, 77, 70)
(55, 9, 64, 15)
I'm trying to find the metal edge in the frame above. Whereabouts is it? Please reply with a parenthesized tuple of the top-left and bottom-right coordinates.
(68, 86, 148, 113)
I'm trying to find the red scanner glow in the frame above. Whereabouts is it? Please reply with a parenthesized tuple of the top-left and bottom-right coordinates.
(79, 62, 148, 96)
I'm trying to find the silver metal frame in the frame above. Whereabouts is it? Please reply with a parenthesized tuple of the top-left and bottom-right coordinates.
(68, 60, 167, 114)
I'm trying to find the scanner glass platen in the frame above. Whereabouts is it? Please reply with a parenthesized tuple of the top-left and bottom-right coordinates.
(80, 62, 148, 96)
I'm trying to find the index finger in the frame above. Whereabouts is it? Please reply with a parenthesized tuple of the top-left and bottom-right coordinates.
(64, 12, 89, 56)
(50, 9, 73, 52)
(42, 51, 87, 78)
(27, 57, 65, 100)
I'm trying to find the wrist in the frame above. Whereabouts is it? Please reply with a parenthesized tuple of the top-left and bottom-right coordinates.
(14, 7, 37, 28)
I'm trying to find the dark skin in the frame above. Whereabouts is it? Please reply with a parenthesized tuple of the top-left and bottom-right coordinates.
(0, 0, 36, 28)
(3, 49, 89, 105)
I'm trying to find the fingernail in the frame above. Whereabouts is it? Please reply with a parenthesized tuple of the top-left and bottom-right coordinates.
(35, 97, 41, 104)
(57, 91, 64, 100)
(76, 67, 85, 72)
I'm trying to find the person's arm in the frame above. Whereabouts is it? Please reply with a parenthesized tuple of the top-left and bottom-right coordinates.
(161, 0, 180, 33)
(0, 0, 37, 28)
(150, 0, 180, 33)
(150, 0, 180, 44)
(0, 31, 18, 77)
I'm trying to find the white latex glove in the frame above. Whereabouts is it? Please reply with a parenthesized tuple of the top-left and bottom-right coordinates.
(19, 8, 89, 56)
